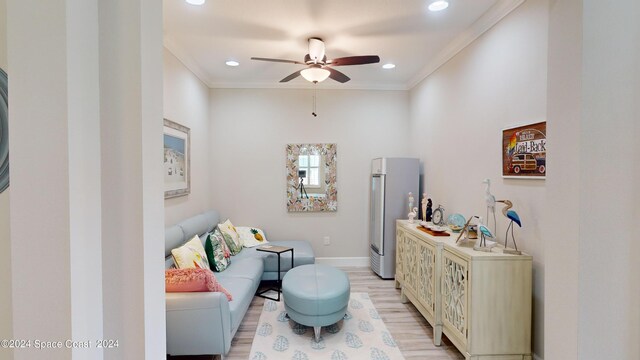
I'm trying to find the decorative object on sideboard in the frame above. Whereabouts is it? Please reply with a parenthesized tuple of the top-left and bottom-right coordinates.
(432, 204, 446, 226)
(446, 213, 466, 232)
(0, 68, 8, 194)
(407, 192, 415, 213)
(482, 178, 497, 233)
(164, 118, 191, 199)
(286, 143, 337, 212)
(417, 221, 450, 237)
(497, 200, 523, 255)
(473, 220, 497, 252)
(455, 215, 479, 244)
(421, 193, 427, 222)
(425, 198, 433, 221)
(408, 207, 418, 223)
(502, 121, 546, 179)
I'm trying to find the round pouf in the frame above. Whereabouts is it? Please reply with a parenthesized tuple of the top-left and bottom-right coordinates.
(282, 264, 350, 341)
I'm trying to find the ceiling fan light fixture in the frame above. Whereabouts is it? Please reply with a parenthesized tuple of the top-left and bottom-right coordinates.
(186, 0, 205, 5)
(301, 67, 330, 83)
(225, 60, 239, 67)
(428, 0, 449, 12)
(382, 63, 396, 69)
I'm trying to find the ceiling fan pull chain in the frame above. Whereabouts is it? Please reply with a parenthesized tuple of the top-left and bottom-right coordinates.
(312, 84, 318, 117)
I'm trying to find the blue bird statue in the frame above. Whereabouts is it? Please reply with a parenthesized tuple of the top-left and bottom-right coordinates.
(473, 220, 496, 252)
(498, 200, 522, 255)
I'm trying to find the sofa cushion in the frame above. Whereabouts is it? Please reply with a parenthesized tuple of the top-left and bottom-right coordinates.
(171, 235, 209, 269)
(215, 257, 264, 288)
(218, 220, 243, 255)
(205, 230, 230, 272)
(165, 268, 233, 301)
(217, 277, 256, 333)
(236, 226, 268, 248)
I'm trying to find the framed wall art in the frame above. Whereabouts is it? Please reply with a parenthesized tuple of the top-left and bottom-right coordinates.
(502, 121, 546, 179)
(0, 68, 8, 194)
(164, 118, 190, 198)
(286, 143, 337, 212)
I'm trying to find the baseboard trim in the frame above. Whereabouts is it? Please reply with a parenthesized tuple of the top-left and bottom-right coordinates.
(315, 257, 369, 267)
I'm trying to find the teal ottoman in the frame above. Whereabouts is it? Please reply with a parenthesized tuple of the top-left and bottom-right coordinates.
(282, 264, 350, 341)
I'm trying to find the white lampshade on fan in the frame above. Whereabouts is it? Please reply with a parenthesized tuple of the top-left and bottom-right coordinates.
(301, 67, 330, 83)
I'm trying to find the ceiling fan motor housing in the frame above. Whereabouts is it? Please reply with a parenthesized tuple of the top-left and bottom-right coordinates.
(308, 37, 325, 63)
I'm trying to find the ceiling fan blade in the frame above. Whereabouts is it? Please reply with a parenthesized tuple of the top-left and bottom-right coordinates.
(280, 70, 302, 83)
(327, 55, 380, 66)
(251, 57, 305, 65)
(326, 67, 350, 83)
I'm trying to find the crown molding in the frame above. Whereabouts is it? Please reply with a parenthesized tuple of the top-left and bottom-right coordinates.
(163, 36, 214, 87)
(406, 0, 525, 90)
(207, 81, 408, 91)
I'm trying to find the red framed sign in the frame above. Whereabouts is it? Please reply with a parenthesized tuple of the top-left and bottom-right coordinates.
(502, 121, 546, 179)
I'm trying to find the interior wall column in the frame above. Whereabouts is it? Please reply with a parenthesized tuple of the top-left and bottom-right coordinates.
(98, 0, 165, 358)
(7, 0, 103, 359)
(546, 0, 640, 359)
(544, 0, 581, 358)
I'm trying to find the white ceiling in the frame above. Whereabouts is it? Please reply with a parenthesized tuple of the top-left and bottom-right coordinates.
(163, 0, 523, 90)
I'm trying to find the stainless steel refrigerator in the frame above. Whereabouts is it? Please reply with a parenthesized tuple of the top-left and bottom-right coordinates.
(369, 158, 419, 279)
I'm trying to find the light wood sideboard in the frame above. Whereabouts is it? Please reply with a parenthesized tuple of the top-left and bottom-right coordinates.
(396, 220, 532, 360)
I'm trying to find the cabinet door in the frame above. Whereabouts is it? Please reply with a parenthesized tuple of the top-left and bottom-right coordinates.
(416, 240, 436, 315)
(441, 250, 468, 344)
(395, 229, 404, 281)
(403, 233, 418, 294)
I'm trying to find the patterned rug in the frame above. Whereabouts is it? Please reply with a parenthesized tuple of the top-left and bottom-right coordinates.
(249, 292, 405, 360)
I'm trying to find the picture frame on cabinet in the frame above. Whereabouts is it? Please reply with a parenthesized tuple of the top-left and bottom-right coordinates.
(502, 121, 546, 179)
(164, 118, 190, 199)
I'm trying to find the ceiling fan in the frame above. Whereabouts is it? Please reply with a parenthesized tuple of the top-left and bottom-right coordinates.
(251, 38, 380, 84)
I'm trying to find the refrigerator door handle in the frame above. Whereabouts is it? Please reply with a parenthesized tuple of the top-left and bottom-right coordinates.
(370, 174, 385, 255)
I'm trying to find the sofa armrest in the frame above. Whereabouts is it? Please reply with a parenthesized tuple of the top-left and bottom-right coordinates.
(166, 292, 232, 356)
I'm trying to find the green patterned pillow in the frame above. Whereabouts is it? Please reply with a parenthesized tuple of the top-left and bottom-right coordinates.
(217, 224, 243, 255)
(205, 230, 229, 272)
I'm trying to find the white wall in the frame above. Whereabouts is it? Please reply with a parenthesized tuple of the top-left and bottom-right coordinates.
(0, 0, 11, 358)
(408, 0, 548, 357)
(163, 49, 212, 226)
(578, 0, 639, 358)
(209, 88, 410, 258)
(544, 0, 581, 358)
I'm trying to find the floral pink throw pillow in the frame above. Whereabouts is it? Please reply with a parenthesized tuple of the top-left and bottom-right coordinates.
(165, 268, 232, 301)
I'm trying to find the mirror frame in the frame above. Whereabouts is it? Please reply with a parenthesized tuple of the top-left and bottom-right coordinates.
(286, 143, 337, 212)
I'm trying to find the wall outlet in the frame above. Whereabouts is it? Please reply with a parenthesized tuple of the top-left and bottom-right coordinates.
(323, 236, 331, 246)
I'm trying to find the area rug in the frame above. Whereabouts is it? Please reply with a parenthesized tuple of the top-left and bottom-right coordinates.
(249, 292, 405, 360)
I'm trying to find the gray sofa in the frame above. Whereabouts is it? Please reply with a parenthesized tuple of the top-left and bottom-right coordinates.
(165, 210, 315, 357)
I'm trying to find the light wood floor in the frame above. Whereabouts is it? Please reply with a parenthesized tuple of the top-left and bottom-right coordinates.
(168, 267, 464, 360)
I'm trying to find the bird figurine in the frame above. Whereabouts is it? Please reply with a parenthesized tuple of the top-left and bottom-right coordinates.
(408, 207, 418, 224)
(497, 199, 522, 255)
(482, 179, 497, 233)
(474, 219, 496, 252)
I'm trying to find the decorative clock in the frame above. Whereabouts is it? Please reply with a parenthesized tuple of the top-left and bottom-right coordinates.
(432, 204, 446, 226)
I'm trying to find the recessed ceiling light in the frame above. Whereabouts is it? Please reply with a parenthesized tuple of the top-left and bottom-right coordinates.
(428, 0, 449, 12)
(382, 63, 396, 69)
(225, 60, 239, 67)
(186, 0, 205, 5)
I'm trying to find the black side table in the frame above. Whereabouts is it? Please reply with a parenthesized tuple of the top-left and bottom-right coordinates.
(256, 245, 294, 301)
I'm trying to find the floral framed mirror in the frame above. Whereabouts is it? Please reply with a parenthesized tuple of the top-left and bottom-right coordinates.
(286, 143, 337, 212)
